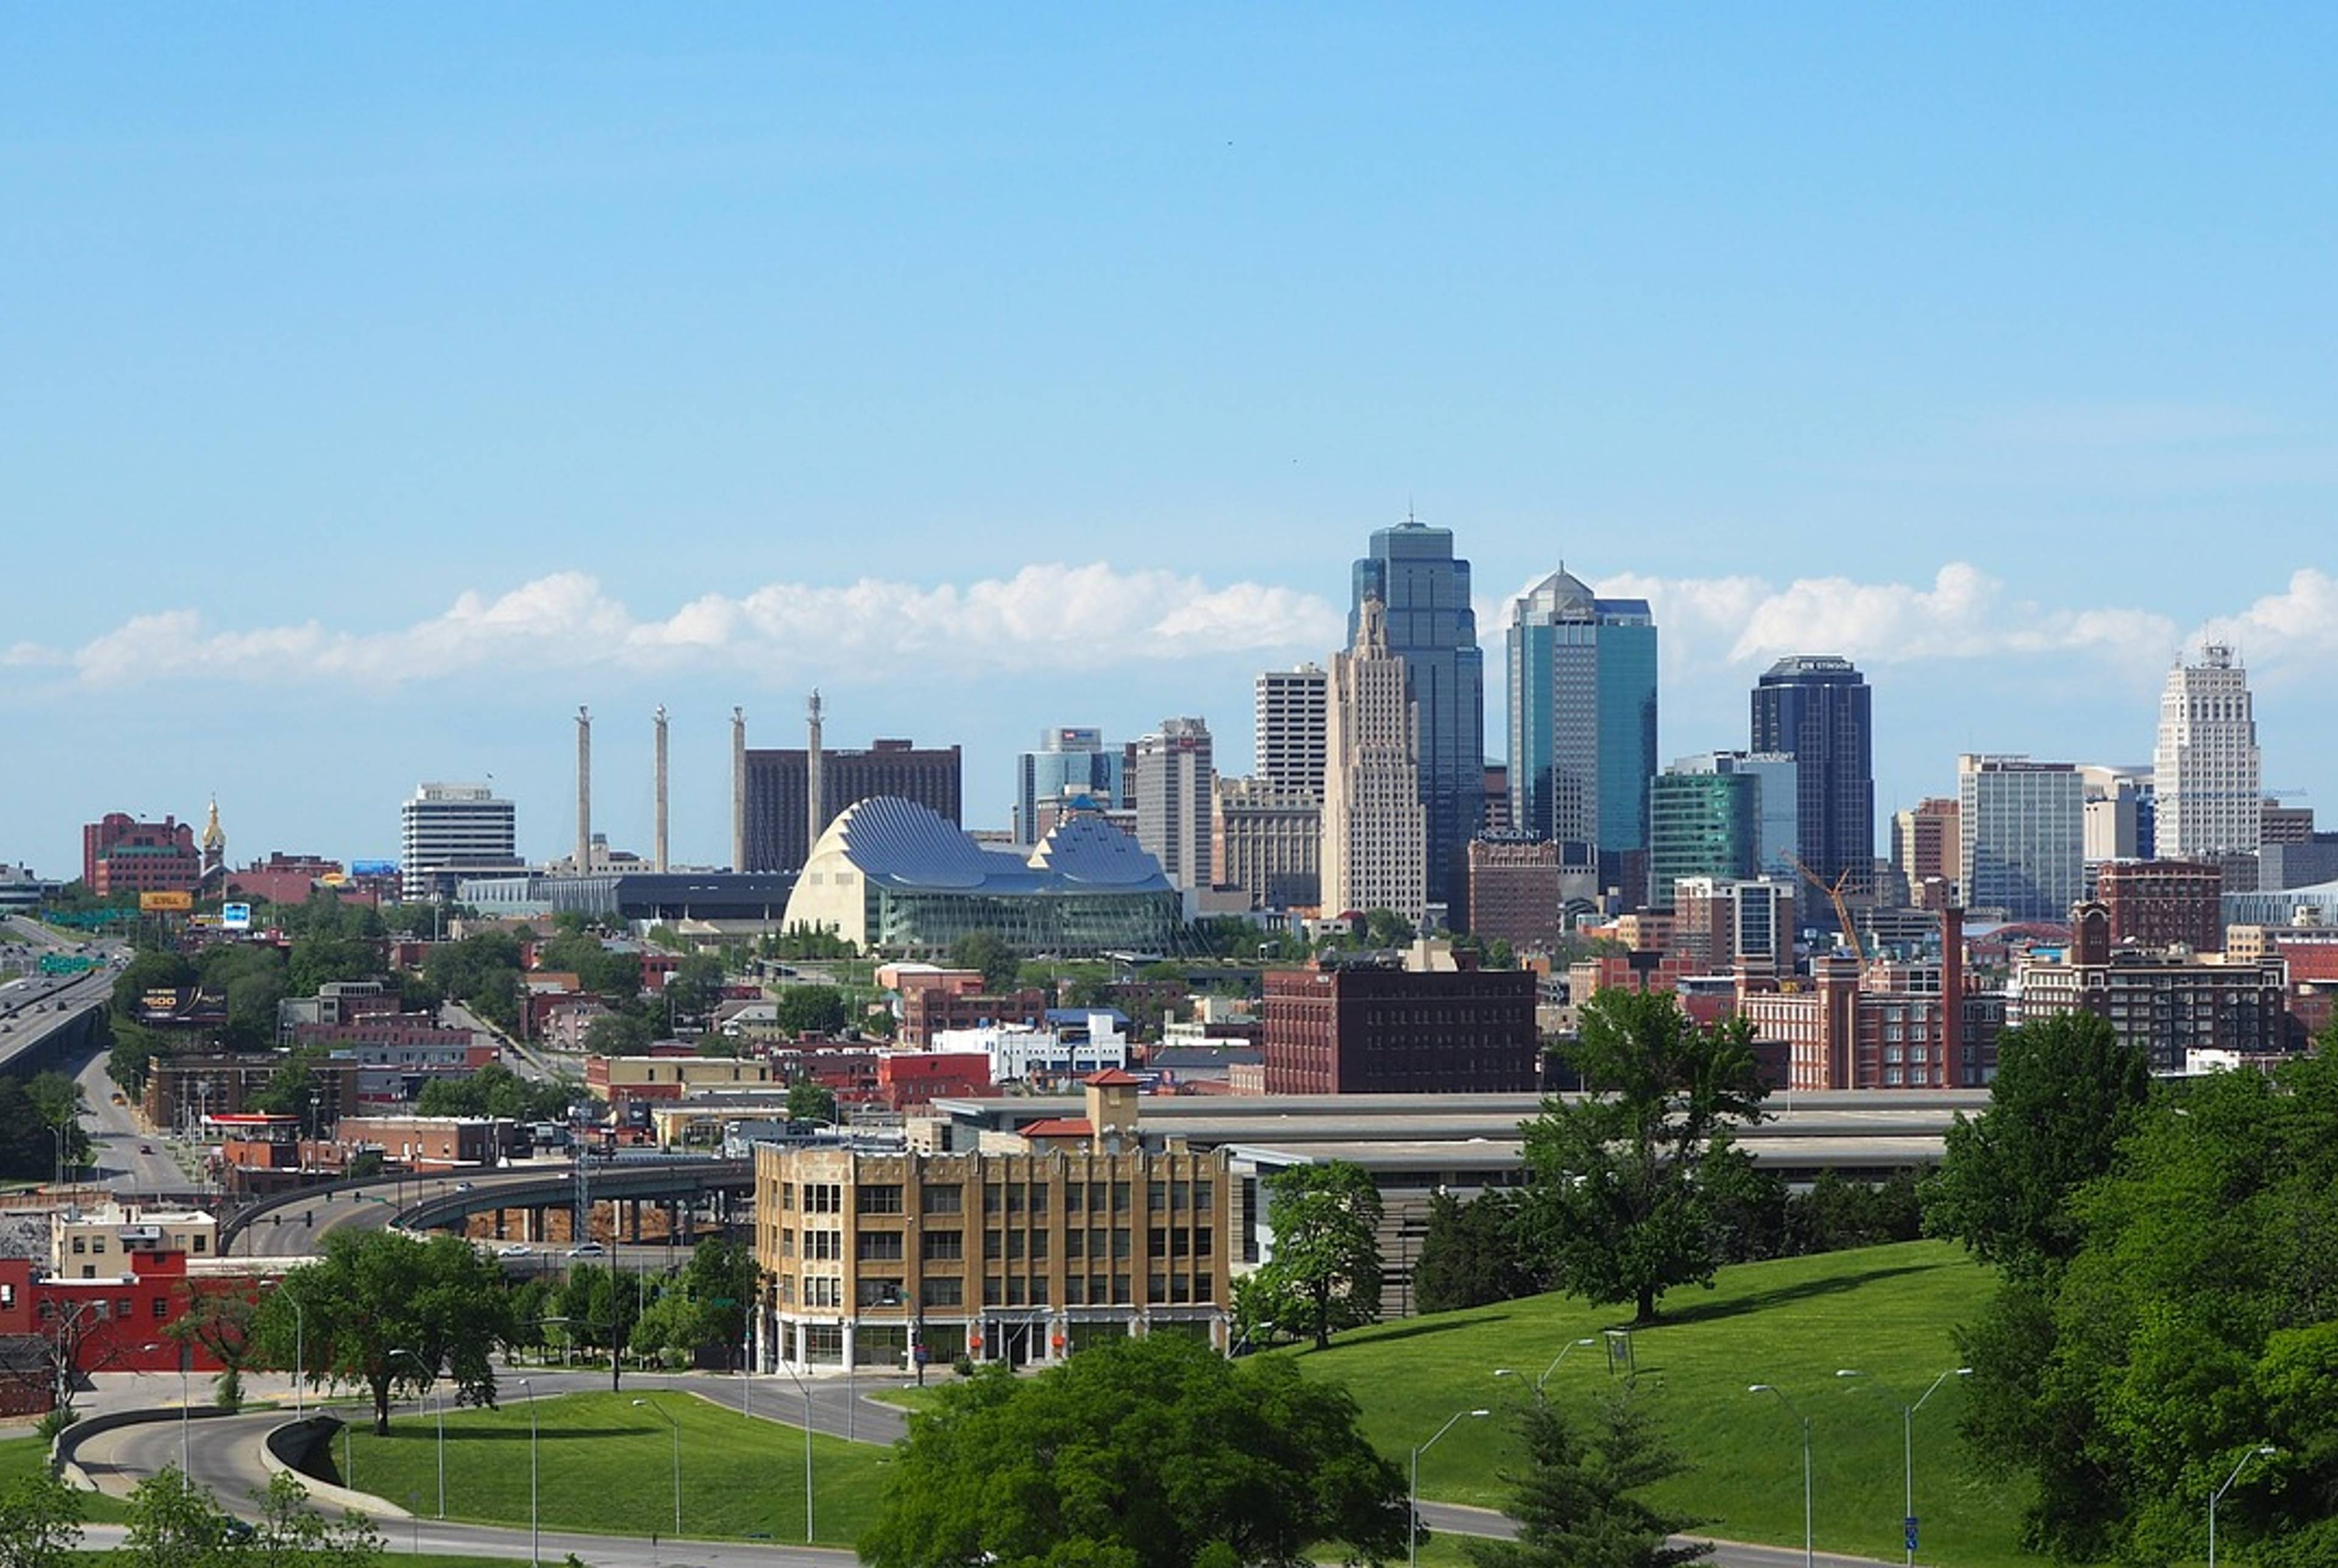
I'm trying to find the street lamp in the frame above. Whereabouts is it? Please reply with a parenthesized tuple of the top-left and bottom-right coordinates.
(773, 1363, 817, 1544)
(1409, 1408, 1490, 1568)
(1837, 1367, 1969, 1566)
(1749, 1384, 1814, 1568)
(518, 1376, 539, 1568)
(2209, 1444, 2276, 1568)
(141, 1341, 191, 1477)
(1494, 1337, 1599, 1396)
(389, 1349, 443, 1519)
(631, 1398, 683, 1537)
(287, 1294, 305, 1420)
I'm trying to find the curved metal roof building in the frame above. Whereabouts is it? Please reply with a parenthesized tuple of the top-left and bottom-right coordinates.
(782, 797, 1182, 957)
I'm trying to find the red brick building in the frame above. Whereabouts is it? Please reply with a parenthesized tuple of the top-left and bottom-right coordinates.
(2097, 858, 2224, 953)
(1261, 957, 1540, 1094)
(1734, 909, 2002, 1090)
(874, 1051, 999, 1109)
(82, 813, 203, 897)
(0, 1249, 268, 1412)
(1461, 835, 1563, 954)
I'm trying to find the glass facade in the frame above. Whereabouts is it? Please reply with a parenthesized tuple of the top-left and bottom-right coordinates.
(1648, 771, 1757, 902)
(1506, 571, 1658, 863)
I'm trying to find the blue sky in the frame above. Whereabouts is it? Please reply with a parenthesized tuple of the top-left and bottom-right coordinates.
(5, 7, 2336, 874)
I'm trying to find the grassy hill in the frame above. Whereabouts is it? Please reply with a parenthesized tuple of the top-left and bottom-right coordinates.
(1291, 1238, 2031, 1567)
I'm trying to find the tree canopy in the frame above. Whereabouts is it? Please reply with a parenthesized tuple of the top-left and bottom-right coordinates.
(1520, 989, 1768, 1324)
(1957, 1049, 2338, 1565)
(863, 1333, 1408, 1568)
(1248, 1161, 1384, 1349)
(947, 929, 1020, 993)
(1923, 1010, 2150, 1282)
(413, 1062, 581, 1123)
(251, 1229, 514, 1434)
(773, 984, 851, 1037)
(1469, 1387, 1711, 1568)
(1414, 1189, 1546, 1315)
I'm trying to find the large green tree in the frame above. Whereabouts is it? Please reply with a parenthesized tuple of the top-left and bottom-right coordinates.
(947, 930, 1020, 993)
(1520, 989, 1768, 1325)
(251, 1230, 514, 1434)
(863, 1334, 1408, 1568)
(1414, 1189, 1546, 1315)
(1958, 1050, 2338, 1564)
(1923, 1010, 2150, 1282)
(0, 1469, 82, 1568)
(1469, 1387, 1711, 1568)
(1251, 1161, 1384, 1349)
(773, 985, 851, 1037)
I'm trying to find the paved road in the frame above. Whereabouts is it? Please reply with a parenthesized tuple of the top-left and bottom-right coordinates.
(74, 1034, 190, 1194)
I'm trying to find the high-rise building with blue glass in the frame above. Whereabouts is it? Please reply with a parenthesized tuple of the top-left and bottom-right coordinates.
(1749, 655, 1875, 903)
(1014, 727, 1129, 844)
(1505, 569, 1659, 891)
(1350, 517, 1484, 911)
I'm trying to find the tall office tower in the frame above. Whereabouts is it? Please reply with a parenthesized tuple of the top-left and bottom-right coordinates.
(1014, 728, 1130, 844)
(1890, 797, 1961, 905)
(1351, 516, 1483, 911)
(740, 736, 962, 874)
(2154, 645, 2262, 859)
(1669, 752, 1797, 878)
(1647, 766, 1758, 906)
(399, 783, 520, 900)
(1506, 569, 1659, 880)
(1134, 717, 1214, 895)
(1750, 656, 1875, 905)
(1320, 598, 1428, 925)
(1255, 663, 1330, 802)
(1958, 755, 2084, 921)
(2079, 764, 2153, 866)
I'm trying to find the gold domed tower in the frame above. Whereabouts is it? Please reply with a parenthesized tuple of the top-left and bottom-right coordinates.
(200, 796, 226, 878)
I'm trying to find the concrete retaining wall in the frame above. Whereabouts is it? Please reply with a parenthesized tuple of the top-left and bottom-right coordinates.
(262, 1413, 411, 1519)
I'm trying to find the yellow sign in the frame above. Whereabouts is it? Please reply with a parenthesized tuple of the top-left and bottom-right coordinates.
(139, 891, 194, 912)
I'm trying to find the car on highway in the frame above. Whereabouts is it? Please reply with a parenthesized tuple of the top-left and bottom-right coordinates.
(503, 1244, 535, 1256)
(566, 1242, 606, 1258)
(138, 1144, 152, 1154)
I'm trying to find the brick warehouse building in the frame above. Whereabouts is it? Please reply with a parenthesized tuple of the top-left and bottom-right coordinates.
(2097, 858, 2225, 953)
(1260, 954, 1540, 1094)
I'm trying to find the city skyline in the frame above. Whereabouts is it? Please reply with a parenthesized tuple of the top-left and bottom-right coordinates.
(5, 10, 2337, 874)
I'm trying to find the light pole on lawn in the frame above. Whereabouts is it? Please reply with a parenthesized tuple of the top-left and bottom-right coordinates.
(1749, 1384, 1814, 1568)
(1408, 1407, 1489, 1568)
(388, 1348, 443, 1519)
(1494, 1335, 1599, 1398)
(1836, 1365, 1970, 1566)
(774, 1362, 816, 1544)
(2209, 1444, 2276, 1568)
(518, 1376, 539, 1568)
(632, 1398, 683, 1538)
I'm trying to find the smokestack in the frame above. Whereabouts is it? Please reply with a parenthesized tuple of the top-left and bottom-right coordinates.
(731, 707, 748, 872)
(575, 705, 592, 874)
(806, 690, 825, 864)
(653, 705, 669, 874)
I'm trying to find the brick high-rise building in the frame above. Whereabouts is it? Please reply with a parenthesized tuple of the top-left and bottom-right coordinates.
(2012, 903, 2286, 1073)
(82, 813, 202, 898)
(1462, 835, 1563, 954)
(1261, 956, 1539, 1094)
(2096, 858, 2224, 953)
(1891, 797, 1960, 907)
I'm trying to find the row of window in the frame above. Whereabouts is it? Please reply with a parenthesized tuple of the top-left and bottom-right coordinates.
(781, 1180, 1216, 1217)
(776, 1226, 1215, 1263)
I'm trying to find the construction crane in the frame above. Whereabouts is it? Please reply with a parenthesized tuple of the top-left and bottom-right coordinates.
(1785, 852, 1867, 965)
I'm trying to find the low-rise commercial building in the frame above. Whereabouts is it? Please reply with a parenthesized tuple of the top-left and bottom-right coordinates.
(586, 1054, 775, 1109)
(2010, 902, 2289, 1072)
(50, 1204, 219, 1277)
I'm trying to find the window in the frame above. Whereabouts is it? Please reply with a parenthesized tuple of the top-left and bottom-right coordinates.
(804, 1276, 842, 1308)
(922, 1230, 964, 1261)
(1111, 1182, 1131, 1213)
(1149, 1273, 1168, 1304)
(804, 1184, 843, 1214)
(923, 1183, 964, 1215)
(781, 1228, 795, 1258)
(1008, 1231, 1025, 1261)
(921, 1276, 964, 1308)
(781, 1183, 795, 1211)
(857, 1277, 905, 1308)
(1112, 1273, 1132, 1304)
(1064, 1182, 1084, 1211)
(1148, 1182, 1167, 1213)
(1030, 1228, 1048, 1261)
(857, 1231, 904, 1262)
(1066, 1227, 1084, 1258)
(1195, 1181, 1213, 1212)
(152, 1297, 168, 1319)
(1195, 1228, 1213, 1258)
(1030, 1276, 1049, 1306)
(1171, 1181, 1189, 1211)
(1112, 1228, 1132, 1259)
(1064, 1275, 1086, 1305)
(1149, 1227, 1168, 1255)
(1006, 1184, 1025, 1214)
(984, 1230, 1003, 1261)
(1089, 1183, 1107, 1213)
(804, 1230, 843, 1262)
(1028, 1185, 1049, 1219)
(71, 1237, 84, 1256)
(191, 1235, 207, 1254)
(858, 1184, 904, 1214)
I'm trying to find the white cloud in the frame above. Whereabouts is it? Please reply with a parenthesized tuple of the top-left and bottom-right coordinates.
(2200, 569, 2338, 661)
(50, 564, 1345, 689)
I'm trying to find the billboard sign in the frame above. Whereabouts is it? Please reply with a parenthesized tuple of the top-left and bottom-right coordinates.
(349, 860, 400, 878)
(220, 902, 253, 930)
(139, 891, 194, 912)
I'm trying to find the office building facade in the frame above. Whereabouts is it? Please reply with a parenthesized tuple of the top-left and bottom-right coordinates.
(1319, 597, 1427, 925)
(2154, 645, 2262, 860)
(743, 740, 963, 875)
(1506, 569, 1659, 884)
(1211, 777, 1320, 910)
(1750, 656, 1874, 904)
(1891, 797, 1961, 907)
(2097, 858, 2224, 953)
(1648, 766, 1758, 903)
(82, 813, 203, 898)
(1957, 756, 2084, 922)
(1014, 729, 1129, 845)
(1350, 517, 1484, 911)
(398, 785, 520, 901)
(1133, 718, 1213, 895)
(1261, 959, 1540, 1094)
(1254, 664, 1329, 802)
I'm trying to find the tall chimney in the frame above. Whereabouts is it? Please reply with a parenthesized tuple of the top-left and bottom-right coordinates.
(1940, 905, 1965, 1088)
(731, 707, 748, 873)
(575, 705, 592, 874)
(653, 705, 670, 874)
(806, 690, 825, 864)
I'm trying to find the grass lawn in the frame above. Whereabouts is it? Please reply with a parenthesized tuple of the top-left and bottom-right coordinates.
(1290, 1239, 2031, 1568)
(0, 1432, 133, 1524)
(329, 1391, 889, 1548)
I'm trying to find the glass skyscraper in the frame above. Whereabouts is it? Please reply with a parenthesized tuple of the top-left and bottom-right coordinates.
(1014, 727, 1128, 845)
(1505, 569, 1659, 883)
(1750, 656, 1875, 901)
(1350, 517, 1484, 911)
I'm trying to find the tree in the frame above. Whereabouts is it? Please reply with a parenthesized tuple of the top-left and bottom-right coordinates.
(1956, 1049, 2338, 1563)
(121, 1466, 238, 1568)
(1520, 989, 1768, 1325)
(166, 1283, 259, 1410)
(0, 1468, 83, 1568)
(678, 1235, 757, 1356)
(251, 1230, 514, 1434)
(1414, 1189, 1546, 1314)
(863, 1334, 1408, 1568)
(772, 985, 849, 1037)
(287, 935, 384, 997)
(250, 1470, 387, 1568)
(21, 1071, 91, 1170)
(581, 1010, 655, 1054)
(1363, 908, 1416, 948)
(947, 930, 1020, 993)
(196, 943, 289, 1049)
(550, 1262, 643, 1388)
(1923, 1010, 2149, 1282)
(1469, 1387, 1711, 1568)
(1252, 1161, 1383, 1349)
(787, 1078, 838, 1124)
(414, 1062, 581, 1124)
(662, 951, 728, 1024)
